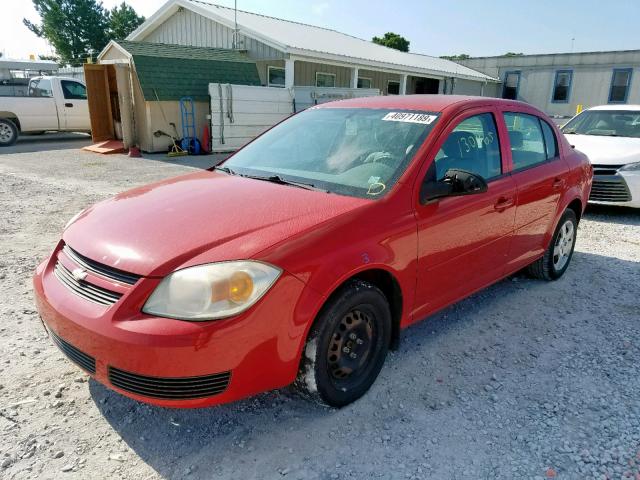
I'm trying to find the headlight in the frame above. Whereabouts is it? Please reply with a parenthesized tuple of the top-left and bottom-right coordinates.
(142, 261, 282, 321)
(619, 161, 640, 172)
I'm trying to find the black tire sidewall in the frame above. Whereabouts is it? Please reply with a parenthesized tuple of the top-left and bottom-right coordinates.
(548, 209, 578, 279)
(312, 283, 391, 407)
(0, 119, 18, 146)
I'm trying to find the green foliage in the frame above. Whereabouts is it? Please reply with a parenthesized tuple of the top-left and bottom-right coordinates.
(372, 32, 410, 52)
(38, 54, 61, 64)
(108, 2, 145, 41)
(440, 54, 471, 61)
(503, 52, 524, 57)
(24, 0, 145, 67)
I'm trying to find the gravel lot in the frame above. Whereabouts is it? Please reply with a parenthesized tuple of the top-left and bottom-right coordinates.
(0, 148, 639, 480)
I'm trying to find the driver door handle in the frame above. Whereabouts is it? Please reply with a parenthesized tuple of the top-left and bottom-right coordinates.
(494, 196, 514, 212)
(65, 103, 73, 108)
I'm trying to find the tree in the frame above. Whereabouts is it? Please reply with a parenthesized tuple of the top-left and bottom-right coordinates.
(108, 2, 145, 40)
(24, 0, 145, 67)
(24, 0, 109, 66)
(502, 52, 524, 57)
(372, 32, 410, 52)
(440, 53, 471, 61)
(38, 54, 61, 64)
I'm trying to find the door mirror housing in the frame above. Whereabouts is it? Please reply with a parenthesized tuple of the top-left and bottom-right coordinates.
(420, 168, 488, 204)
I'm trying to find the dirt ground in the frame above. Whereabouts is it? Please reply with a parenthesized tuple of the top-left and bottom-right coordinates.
(0, 148, 639, 480)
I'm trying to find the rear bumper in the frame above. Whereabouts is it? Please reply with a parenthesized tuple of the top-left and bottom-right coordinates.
(589, 171, 640, 208)
(33, 252, 322, 408)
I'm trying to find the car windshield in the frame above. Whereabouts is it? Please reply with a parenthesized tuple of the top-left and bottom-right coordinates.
(222, 108, 440, 199)
(562, 110, 640, 138)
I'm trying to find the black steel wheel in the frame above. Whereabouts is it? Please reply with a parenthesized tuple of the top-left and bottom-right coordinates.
(295, 279, 391, 407)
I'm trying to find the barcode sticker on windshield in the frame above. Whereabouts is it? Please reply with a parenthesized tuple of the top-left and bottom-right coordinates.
(382, 112, 438, 124)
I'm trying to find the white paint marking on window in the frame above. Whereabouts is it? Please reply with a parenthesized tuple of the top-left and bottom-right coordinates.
(381, 112, 438, 124)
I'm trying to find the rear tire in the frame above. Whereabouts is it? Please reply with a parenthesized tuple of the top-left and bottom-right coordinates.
(295, 280, 391, 407)
(0, 118, 18, 147)
(527, 209, 577, 280)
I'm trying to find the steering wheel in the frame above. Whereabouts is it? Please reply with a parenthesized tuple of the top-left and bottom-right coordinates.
(363, 151, 396, 167)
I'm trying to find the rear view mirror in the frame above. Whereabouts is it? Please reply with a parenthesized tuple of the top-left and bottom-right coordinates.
(420, 168, 488, 204)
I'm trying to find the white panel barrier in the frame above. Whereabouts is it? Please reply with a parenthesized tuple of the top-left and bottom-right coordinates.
(209, 84, 380, 152)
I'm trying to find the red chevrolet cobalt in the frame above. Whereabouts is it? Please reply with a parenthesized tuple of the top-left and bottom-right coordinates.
(34, 96, 592, 408)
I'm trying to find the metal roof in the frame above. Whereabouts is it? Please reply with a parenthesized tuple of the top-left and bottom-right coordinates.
(0, 58, 58, 70)
(128, 0, 496, 82)
(112, 40, 261, 101)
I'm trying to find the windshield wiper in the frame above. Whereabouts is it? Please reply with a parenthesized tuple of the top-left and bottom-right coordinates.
(240, 173, 329, 192)
(214, 166, 237, 175)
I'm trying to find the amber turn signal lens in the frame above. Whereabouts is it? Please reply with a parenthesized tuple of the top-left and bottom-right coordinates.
(228, 271, 254, 304)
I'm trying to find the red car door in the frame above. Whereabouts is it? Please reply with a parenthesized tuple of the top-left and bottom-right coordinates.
(412, 108, 517, 321)
(498, 109, 569, 272)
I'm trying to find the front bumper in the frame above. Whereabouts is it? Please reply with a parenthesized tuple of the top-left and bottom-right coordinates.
(33, 245, 322, 408)
(589, 170, 640, 208)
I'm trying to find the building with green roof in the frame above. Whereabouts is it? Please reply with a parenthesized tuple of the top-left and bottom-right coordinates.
(92, 39, 261, 152)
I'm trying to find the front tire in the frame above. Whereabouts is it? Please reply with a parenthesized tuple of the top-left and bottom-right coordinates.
(527, 209, 578, 280)
(295, 280, 391, 407)
(0, 118, 18, 147)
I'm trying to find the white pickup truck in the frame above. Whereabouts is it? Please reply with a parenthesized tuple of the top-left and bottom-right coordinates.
(0, 76, 91, 146)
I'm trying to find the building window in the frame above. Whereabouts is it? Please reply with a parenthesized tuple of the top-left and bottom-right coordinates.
(551, 70, 572, 103)
(268, 66, 285, 87)
(609, 68, 633, 103)
(316, 72, 336, 88)
(357, 77, 372, 89)
(502, 71, 520, 100)
(387, 80, 400, 95)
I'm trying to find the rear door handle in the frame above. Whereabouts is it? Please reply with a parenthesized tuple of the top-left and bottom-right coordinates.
(552, 177, 565, 190)
(494, 196, 514, 212)
(65, 103, 73, 108)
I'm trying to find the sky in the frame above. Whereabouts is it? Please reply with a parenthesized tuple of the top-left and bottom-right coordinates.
(2, 0, 640, 60)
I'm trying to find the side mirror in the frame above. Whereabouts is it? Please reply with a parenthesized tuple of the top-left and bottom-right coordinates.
(420, 168, 488, 204)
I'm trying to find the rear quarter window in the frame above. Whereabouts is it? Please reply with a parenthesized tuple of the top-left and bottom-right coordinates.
(540, 120, 558, 159)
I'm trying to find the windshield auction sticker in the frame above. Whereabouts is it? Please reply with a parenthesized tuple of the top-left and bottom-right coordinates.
(382, 112, 438, 124)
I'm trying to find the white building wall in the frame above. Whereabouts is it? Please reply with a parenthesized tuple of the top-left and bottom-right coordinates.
(452, 78, 485, 96)
(460, 51, 640, 117)
(141, 8, 284, 60)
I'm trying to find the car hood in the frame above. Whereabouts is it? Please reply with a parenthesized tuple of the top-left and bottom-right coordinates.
(567, 134, 640, 165)
(63, 171, 369, 277)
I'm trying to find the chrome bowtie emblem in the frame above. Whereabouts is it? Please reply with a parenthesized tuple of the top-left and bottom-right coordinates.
(72, 268, 88, 282)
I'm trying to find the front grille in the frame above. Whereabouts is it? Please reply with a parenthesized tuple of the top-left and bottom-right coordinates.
(108, 367, 231, 400)
(48, 328, 96, 374)
(592, 164, 624, 176)
(590, 176, 632, 202)
(54, 261, 122, 306)
(62, 245, 141, 285)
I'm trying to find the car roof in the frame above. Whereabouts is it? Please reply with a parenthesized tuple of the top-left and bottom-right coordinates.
(314, 95, 530, 113)
(588, 104, 640, 112)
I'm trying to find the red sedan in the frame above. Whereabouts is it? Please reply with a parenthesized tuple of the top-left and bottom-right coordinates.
(33, 96, 592, 408)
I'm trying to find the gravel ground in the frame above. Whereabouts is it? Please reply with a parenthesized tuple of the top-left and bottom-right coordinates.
(0, 148, 639, 480)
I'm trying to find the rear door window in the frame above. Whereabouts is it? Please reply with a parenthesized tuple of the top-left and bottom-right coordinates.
(504, 112, 547, 170)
